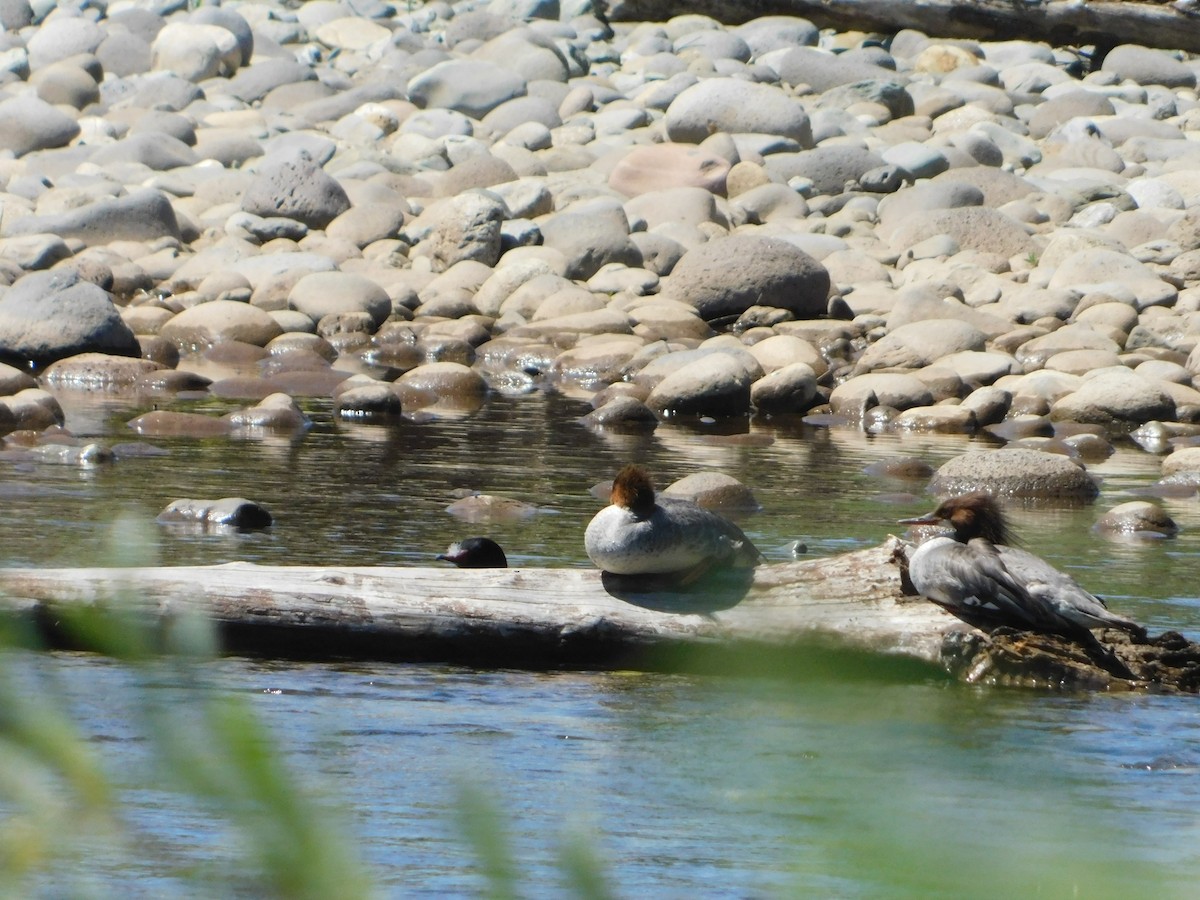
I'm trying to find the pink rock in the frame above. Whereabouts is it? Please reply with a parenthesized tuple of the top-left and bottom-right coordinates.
(608, 143, 730, 197)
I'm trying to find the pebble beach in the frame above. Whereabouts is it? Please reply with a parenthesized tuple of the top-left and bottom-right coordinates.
(4, 0, 1200, 511)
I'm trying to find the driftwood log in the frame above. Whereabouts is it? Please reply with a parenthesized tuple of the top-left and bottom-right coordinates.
(0, 537, 1198, 692)
(603, 0, 1200, 56)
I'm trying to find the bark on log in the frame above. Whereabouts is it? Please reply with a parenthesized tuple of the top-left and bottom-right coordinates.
(0, 537, 1197, 692)
(603, 0, 1200, 56)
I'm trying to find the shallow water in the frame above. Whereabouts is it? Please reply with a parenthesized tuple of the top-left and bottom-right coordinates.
(4, 389, 1200, 895)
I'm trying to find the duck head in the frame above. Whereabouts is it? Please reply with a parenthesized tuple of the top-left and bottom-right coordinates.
(437, 537, 508, 568)
(900, 492, 1012, 545)
(610, 464, 656, 516)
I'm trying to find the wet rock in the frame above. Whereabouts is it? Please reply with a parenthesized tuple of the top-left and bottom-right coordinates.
(646, 352, 756, 418)
(830, 373, 934, 419)
(1094, 501, 1178, 538)
(333, 381, 404, 420)
(662, 471, 760, 512)
(157, 497, 273, 530)
(42, 353, 165, 390)
(928, 448, 1099, 499)
(395, 361, 488, 409)
(445, 494, 540, 523)
(581, 395, 658, 430)
(127, 409, 233, 438)
(223, 393, 311, 431)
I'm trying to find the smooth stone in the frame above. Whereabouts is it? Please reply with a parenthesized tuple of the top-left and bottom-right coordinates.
(854, 319, 986, 374)
(772, 45, 899, 91)
(0, 388, 64, 430)
(334, 381, 404, 420)
(407, 59, 527, 119)
(538, 200, 641, 281)
(888, 207, 1035, 258)
(580, 395, 658, 430)
(159, 300, 285, 350)
(241, 151, 351, 230)
(225, 58, 318, 104)
(445, 494, 539, 523)
(750, 362, 819, 414)
(829, 372, 934, 418)
(664, 235, 829, 321)
(1094, 500, 1177, 538)
(27, 16, 104, 69)
(41, 353, 164, 390)
(608, 143, 731, 197)
(1161, 445, 1200, 476)
(151, 21, 241, 82)
(288, 272, 391, 329)
(0, 94, 80, 156)
(156, 497, 273, 529)
(890, 405, 978, 433)
(0, 272, 139, 365)
(663, 78, 812, 146)
(764, 146, 886, 196)
(395, 361, 488, 408)
(0, 361, 36, 395)
(128, 410, 233, 438)
(3, 189, 181, 247)
(1049, 370, 1176, 426)
(224, 393, 311, 430)
(661, 471, 760, 512)
(929, 447, 1099, 499)
(1101, 44, 1196, 89)
(645, 352, 756, 418)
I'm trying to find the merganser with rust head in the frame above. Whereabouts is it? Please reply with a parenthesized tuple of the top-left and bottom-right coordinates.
(900, 492, 1145, 640)
(585, 464, 763, 578)
(437, 537, 507, 568)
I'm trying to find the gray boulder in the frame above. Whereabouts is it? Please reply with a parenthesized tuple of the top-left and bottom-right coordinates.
(664, 235, 829, 321)
(0, 272, 139, 366)
(538, 200, 641, 281)
(407, 59, 527, 119)
(646, 352, 758, 418)
(664, 79, 812, 146)
(241, 152, 351, 230)
(0, 95, 80, 156)
(1049, 370, 1177, 426)
(929, 448, 1099, 499)
(4, 189, 181, 247)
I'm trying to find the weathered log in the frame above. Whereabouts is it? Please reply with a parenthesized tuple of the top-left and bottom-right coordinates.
(603, 0, 1200, 56)
(0, 537, 1197, 691)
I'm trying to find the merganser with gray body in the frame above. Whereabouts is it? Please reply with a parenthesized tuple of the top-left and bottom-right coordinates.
(900, 493, 1145, 640)
(585, 464, 763, 577)
(437, 537, 507, 568)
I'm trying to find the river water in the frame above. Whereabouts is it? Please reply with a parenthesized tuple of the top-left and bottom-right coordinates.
(3, 385, 1200, 896)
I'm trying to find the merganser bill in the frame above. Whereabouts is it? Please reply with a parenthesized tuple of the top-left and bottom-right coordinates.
(436, 537, 508, 568)
(584, 464, 763, 577)
(900, 493, 1145, 640)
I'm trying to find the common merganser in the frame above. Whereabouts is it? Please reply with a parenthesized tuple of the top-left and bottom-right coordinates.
(584, 464, 763, 578)
(436, 537, 508, 568)
(900, 493, 1145, 640)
